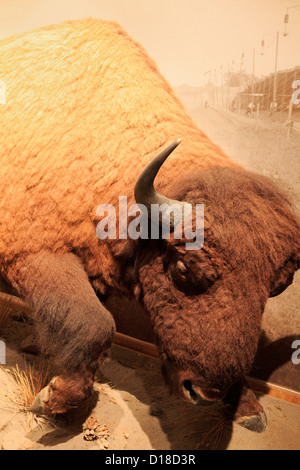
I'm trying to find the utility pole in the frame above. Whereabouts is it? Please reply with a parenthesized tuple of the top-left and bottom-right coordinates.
(273, 31, 279, 106)
(283, 4, 300, 131)
(227, 62, 230, 108)
(214, 69, 218, 106)
(287, 99, 293, 141)
(220, 65, 224, 107)
(284, 4, 300, 36)
(251, 48, 255, 113)
(238, 52, 244, 113)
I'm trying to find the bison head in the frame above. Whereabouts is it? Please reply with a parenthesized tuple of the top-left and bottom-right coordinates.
(133, 140, 300, 404)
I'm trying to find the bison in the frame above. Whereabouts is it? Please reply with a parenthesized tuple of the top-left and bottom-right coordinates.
(0, 18, 299, 432)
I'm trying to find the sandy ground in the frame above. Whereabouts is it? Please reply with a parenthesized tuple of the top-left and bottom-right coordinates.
(0, 330, 299, 451)
(0, 106, 299, 451)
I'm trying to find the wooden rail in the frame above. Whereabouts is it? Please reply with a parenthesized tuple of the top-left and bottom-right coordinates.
(2, 290, 299, 406)
(114, 332, 300, 406)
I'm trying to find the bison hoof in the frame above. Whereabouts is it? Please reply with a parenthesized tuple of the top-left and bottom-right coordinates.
(30, 383, 53, 416)
(30, 373, 94, 416)
(236, 411, 267, 433)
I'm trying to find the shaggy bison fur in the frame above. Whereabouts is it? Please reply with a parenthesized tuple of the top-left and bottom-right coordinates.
(0, 19, 299, 429)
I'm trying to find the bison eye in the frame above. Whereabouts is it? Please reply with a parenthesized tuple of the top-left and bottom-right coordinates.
(172, 257, 213, 295)
(176, 260, 188, 278)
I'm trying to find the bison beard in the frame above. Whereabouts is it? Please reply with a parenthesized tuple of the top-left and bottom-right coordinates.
(0, 19, 299, 431)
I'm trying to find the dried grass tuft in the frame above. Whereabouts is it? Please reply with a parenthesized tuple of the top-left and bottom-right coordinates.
(0, 360, 52, 413)
(173, 404, 231, 450)
(195, 407, 230, 450)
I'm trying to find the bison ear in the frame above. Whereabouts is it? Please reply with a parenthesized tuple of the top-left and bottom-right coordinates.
(269, 256, 300, 297)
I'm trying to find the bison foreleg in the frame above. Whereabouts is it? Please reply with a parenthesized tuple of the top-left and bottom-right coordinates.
(223, 379, 267, 433)
(7, 251, 115, 415)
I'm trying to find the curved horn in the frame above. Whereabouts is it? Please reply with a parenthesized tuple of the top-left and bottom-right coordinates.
(134, 139, 185, 228)
(0, 292, 32, 315)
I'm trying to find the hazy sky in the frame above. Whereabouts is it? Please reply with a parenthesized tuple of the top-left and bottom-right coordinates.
(0, 0, 299, 86)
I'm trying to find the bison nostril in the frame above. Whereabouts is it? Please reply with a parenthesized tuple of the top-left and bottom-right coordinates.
(182, 380, 199, 403)
(182, 380, 221, 405)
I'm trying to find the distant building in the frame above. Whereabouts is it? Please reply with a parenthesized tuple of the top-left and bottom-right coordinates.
(240, 65, 300, 111)
(174, 84, 204, 108)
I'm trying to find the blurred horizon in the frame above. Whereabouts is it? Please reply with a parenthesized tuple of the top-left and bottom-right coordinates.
(0, 0, 300, 87)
